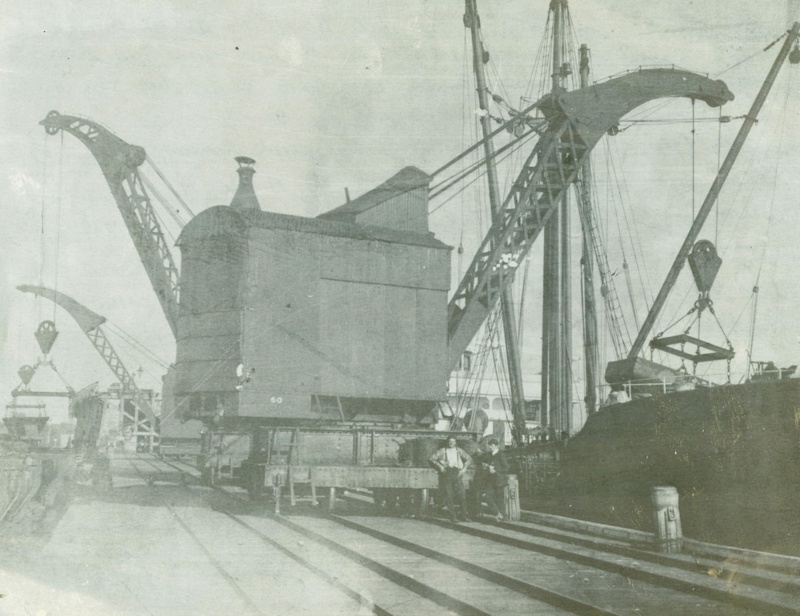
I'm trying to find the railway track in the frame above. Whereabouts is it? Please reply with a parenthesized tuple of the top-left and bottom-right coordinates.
(116, 454, 800, 615)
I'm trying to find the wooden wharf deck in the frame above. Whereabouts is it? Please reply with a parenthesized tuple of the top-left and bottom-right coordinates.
(7, 452, 796, 615)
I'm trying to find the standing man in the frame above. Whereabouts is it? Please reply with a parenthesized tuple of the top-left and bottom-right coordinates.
(475, 438, 509, 521)
(429, 436, 472, 522)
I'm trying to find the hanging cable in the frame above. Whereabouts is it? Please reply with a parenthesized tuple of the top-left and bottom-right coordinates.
(746, 281, 759, 379)
(52, 131, 65, 324)
(37, 132, 49, 325)
(716, 106, 722, 245)
(691, 98, 696, 220)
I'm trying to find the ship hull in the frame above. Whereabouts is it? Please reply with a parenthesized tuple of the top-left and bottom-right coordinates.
(558, 378, 800, 554)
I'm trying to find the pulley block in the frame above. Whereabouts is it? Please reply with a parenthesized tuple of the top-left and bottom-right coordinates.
(17, 365, 35, 385)
(688, 240, 722, 294)
(43, 110, 62, 135)
(35, 320, 59, 354)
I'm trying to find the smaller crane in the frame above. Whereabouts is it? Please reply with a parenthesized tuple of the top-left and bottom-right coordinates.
(17, 285, 158, 450)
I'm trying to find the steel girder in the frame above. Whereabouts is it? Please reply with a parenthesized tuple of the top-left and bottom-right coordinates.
(447, 69, 733, 368)
(39, 111, 180, 338)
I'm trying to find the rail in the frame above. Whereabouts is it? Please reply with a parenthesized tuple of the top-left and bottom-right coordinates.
(110, 453, 800, 614)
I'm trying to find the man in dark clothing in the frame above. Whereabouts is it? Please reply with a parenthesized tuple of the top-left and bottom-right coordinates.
(429, 436, 472, 522)
(474, 438, 509, 521)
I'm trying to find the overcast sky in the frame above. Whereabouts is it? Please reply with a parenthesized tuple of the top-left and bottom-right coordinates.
(3, 0, 800, 417)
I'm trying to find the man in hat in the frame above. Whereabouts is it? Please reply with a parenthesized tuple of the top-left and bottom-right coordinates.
(474, 438, 509, 521)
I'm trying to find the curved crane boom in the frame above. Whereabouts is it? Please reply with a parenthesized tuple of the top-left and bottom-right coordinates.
(17, 284, 157, 423)
(447, 68, 733, 368)
(39, 111, 180, 338)
(627, 22, 800, 360)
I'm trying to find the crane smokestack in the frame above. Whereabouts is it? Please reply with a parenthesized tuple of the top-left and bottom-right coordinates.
(230, 156, 261, 211)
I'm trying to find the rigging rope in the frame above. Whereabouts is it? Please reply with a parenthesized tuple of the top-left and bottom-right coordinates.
(145, 155, 196, 218)
(428, 132, 536, 213)
(140, 172, 187, 231)
(756, 61, 793, 278)
(604, 140, 643, 331)
(430, 127, 538, 197)
(715, 30, 787, 78)
(105, 321, 171, 370)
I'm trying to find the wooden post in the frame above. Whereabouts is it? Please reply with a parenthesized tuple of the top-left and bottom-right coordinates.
(418, 488, 429, 517)
(328, 487, 336, 511)
(273, 485, 281, 515)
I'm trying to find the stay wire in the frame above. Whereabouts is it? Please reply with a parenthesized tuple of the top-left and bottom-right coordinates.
(104, 321, 171, 370)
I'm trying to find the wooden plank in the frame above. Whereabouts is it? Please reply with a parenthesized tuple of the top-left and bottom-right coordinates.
(310, 465, 440, 489)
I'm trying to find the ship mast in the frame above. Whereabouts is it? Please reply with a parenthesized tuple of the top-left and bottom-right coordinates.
(542, 0, 573, 437)
(464, 0, 527, 445)
(578, 43, 600, 415)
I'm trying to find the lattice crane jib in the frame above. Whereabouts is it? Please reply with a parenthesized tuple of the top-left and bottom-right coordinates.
(39, 111, 180, 339)
(17, 284, 157, 424)
(446, 69, 733, 369)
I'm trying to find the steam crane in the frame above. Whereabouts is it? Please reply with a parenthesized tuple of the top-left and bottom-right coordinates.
(36, 68, 733, 503)
(17, 285, 158, 450)
(39, 111, 182, 338)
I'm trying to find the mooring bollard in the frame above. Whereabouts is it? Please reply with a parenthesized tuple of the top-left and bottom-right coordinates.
(273, 473, 283, 515)
(651, 486, 682, 553)
(503, 475, 521, 521)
